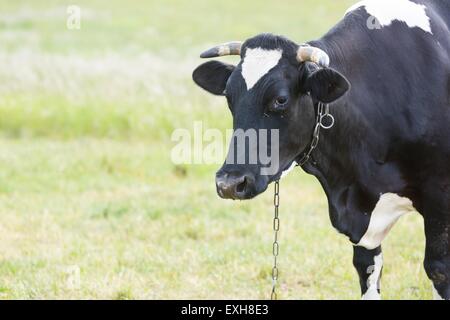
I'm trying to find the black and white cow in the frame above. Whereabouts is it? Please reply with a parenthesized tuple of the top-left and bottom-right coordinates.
(192, 0, 450, 300)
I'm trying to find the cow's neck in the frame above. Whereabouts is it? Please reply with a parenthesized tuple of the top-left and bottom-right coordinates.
(300, 99, 380, 242)
(300, 38, 383, 193)
(302, 99, 369, 189)
(299, 35, 385, 241)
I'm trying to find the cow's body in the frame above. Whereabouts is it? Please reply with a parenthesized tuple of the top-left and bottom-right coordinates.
(193, 0, 450, 299)
(302, 0, 450, 299)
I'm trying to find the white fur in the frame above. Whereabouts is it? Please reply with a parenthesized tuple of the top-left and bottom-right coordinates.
(357, 193, 416, 250)
(346, 0, 432, 34)
(433, 285, 445, 300)
(362, 253, 383, 300)
(280, 161, 297, 179)
(241, 48, 282, 90)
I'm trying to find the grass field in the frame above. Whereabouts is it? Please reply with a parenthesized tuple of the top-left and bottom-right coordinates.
(0, 0, 433, 299)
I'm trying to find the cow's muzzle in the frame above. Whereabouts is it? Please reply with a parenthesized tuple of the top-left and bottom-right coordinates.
(215, 171, 256, 200)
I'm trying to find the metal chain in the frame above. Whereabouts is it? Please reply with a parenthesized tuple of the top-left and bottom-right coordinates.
(270, 103, 334, 300)
(271, 180, 280, 300)
(296, 102, 334, 166)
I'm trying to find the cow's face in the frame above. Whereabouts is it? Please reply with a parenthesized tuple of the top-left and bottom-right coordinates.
(193, 34, 350, 200)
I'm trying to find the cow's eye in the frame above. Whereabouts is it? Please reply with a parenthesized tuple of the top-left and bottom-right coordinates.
(275, 96, 288, 106)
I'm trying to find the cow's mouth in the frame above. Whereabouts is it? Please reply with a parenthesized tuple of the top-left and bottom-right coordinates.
(215, 170, 269, 200)
(215, 160, 296, 200)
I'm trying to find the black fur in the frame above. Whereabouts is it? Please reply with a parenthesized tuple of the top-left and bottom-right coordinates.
(193, 0, 450, 299)
(193, 61, 235, 96)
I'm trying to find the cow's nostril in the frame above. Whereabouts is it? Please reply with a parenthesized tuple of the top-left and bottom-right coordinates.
(235, 177, 247, 194)
(216, 172, 255, 199)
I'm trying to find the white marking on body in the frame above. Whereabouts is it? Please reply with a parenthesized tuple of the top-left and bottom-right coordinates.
(280, 161, 297, 179)
(357, 193, 416, 250)
(346, 0, 432, 34)
(241, 47, 282, 90)
(362, 253, 383, 300)
(433, 285, 445, 300)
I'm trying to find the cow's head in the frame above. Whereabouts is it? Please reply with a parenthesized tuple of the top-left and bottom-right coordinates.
(193, 34, 350, 200)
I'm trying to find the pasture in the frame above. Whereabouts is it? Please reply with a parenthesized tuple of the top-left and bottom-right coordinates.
(0, 0, 431, 299)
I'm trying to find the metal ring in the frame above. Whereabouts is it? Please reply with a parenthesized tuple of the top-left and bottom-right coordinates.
(320, 114, 335, 129)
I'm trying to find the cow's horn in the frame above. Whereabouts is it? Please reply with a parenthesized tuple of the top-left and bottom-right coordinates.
(296, 45, 330, 67)
(200, 41, 243, 58)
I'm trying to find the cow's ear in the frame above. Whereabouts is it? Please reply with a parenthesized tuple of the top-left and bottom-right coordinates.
(304, 68, 350, 103)
(192, 61, 235, 96)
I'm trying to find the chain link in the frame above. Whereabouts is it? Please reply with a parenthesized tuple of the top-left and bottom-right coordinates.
(270, 103, 334, 300)
(296, 102, 334, 167)
(271, 180, 280, 300)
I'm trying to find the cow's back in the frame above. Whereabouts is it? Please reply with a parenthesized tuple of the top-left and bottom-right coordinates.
(314, 0, 450, 153)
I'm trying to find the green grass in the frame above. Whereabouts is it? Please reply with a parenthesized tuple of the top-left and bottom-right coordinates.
(0, 0, 432, 299)
(0, 0, 353, 139)
(0, 139, 431, 299)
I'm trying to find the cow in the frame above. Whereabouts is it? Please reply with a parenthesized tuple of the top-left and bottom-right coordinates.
(192, 0, 450, 300)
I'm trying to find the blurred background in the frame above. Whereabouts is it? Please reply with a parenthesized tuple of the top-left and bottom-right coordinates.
(0, 0, 430, 299)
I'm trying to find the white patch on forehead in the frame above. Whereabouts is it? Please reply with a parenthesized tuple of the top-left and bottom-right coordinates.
(346, 0, 432, 34)
(241, 47, 282, 90)
(362, 253, 383, 300)
(357, 193, 416, 250)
